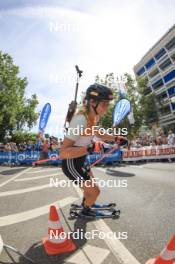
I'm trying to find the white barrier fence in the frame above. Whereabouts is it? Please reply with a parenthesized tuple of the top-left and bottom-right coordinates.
(123, 145, 175, 162)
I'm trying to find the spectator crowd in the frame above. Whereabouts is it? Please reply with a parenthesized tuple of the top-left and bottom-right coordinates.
(0, 137, 63, 153)
(0, 130, 174, 154)
(130, 130, 175, 148)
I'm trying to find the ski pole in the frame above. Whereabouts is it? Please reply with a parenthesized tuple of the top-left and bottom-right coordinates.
(32, 155, 60, 165)
(90, 144, 120, 167)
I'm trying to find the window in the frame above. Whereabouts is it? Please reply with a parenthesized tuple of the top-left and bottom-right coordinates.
(168, 86, 175, 97)
(145, 58, 156, 70)
(170, 52, 175, 62)
(159, 105, 171, 116)
(157, 91, 167, 100)
(165, 37, 175, 51)
(152, 79, 164, 90)
(149, 68, 159, 78)
(144, 87, 152, 95)
(155, 48, 166, 60)
(163, 69, 175, 83)
(156, 91, 168, 105)
(159, 58, 172, 71)
(136, 67, 145, 76)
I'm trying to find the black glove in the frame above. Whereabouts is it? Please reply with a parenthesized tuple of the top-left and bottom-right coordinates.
(87, 142, 95, 154)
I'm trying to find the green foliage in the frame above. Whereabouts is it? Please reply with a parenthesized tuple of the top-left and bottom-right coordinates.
(44, 133, 50, 138)
(99, 103, 114, 128)
(95, 72, 159, 138)
(0, 51, 39, 141)
(136, 76, 159, 127)
(11, 130, 37, 144)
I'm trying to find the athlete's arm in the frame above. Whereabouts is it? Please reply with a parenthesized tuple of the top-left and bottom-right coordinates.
(94, 130, 127, 143)
(94, 130, 115, 141)
(59, 137, 88, 159)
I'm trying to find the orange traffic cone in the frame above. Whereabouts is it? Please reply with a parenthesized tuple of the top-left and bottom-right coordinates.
(145, 234, 175, 264)
(43, 205, 76, 255)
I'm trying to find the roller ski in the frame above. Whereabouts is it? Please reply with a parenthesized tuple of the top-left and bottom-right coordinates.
(69, 206, 120, 219)
(70, 202, 117, 212)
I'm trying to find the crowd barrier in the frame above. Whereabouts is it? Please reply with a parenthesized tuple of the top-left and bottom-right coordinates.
(123, 145, 175, 162)
(0, 151, 61, 165)
(0, 149, 122, 165)
(1, 146, 174, 165)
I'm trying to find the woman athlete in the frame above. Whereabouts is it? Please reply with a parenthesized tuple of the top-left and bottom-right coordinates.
(60, 83, 126, 217)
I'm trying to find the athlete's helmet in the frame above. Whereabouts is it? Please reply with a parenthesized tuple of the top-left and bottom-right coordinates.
(85, 83, 113, 102)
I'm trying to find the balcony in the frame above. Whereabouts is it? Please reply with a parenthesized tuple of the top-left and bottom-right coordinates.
(159, 105, 172, 118)
(165, 37, 175, 52)
(146, 63, 157, 75)
(170, 51, 175, 62)
(156, 53, 168, 64)
(152, 78, 164, 90)
(156, 98, 169, 107)
(159, 113, 173, 121)
(163, 68, 175, 84)
(154, 47, 166, 61)
(159, 58, 172, 71)
(156, 91, 169, 106)
(143, 86, 152, 96)
(149, 73, 161, 84)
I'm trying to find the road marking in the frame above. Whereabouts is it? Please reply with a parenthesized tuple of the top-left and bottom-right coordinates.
(0, 235, 3, 254)
(0, 196, 78, 227)
(15, 172, 62, 182)
(95, 220, 140, 264)
(73, 184, 141, 264)
(0, 184, 51, 197)
(67, 245, 110, 264)
(67, 250, 90, 264)
(26, 168, 60, 174)
(0, 167, 31, 188)
(128, 165, 143, 169)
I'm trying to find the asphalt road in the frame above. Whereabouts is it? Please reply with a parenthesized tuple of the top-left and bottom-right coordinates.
(0, 162, 174, 264)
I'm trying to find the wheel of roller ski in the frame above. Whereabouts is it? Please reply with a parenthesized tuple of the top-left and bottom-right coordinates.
(70, 211, 77, 218)
(112, 210, 120, 218)
(108, 203, 116, 207)
(70, 203, 78, 207)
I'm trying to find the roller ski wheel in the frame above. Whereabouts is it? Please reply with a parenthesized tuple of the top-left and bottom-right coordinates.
(70, 202, 116, 211)
(69, 209, 120, 219)
(112, 209, 121, 219)
(69, 210, 78, 219)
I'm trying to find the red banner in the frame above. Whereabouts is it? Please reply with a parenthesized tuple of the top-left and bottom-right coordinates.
(123, 145, 175, 161)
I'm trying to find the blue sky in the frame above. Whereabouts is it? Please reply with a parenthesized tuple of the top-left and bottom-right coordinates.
(0, 0, 175, 137)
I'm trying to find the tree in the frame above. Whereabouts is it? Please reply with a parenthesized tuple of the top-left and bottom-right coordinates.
(95, 73, 118, 129)
(136, 76, 159, 127)
(0, 51, 39, 141)
(94, 72, 159, 139)
(11, 131, 37, 144)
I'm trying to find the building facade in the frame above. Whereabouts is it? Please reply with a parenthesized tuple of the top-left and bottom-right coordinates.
(134, 25, 175, 131)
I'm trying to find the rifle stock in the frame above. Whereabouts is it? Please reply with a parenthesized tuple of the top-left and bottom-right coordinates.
(64, 65, 83, 129)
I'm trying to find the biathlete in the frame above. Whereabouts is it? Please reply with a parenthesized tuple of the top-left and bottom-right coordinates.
(60, 83, 126, 217)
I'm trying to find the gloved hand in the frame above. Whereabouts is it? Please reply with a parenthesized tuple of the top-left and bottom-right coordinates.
(87, 142, 95, 154)
(115, 136, 128, 147)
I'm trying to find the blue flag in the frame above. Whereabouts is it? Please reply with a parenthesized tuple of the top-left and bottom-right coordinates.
(39, 103, 51, 133)
(113, 99, 131, 126)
